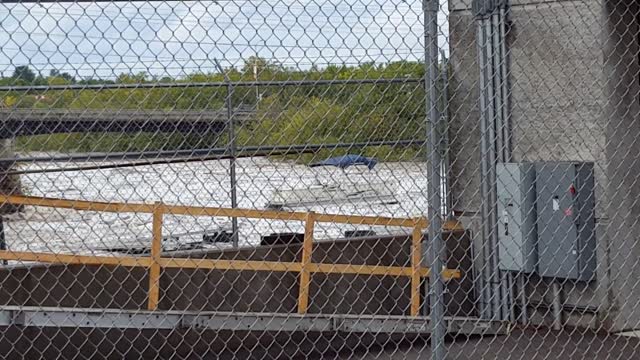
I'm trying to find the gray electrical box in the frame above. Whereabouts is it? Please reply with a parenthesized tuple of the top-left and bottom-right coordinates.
(497, 163, 537, 273)
(535, 162, 596, 281)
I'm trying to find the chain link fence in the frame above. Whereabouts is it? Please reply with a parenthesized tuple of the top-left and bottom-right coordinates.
(0, 0, 639, 358)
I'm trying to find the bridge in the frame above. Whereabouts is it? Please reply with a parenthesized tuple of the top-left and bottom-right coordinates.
(0, 107, 256, 138)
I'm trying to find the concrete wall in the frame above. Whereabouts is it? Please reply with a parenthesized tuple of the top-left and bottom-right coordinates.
(449, 0, 606, 213)
(0, 232, 475, 316)
(449, 0, 640, 331)
(0, 139, 21, 214)
(0, 232, 475, 358)
(602, 0, 640, 332)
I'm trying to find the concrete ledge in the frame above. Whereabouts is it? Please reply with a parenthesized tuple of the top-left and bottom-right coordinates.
(0, 232, 477, 317)
(0, 306, 506, 336)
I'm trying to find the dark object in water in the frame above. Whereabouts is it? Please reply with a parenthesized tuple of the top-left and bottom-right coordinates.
(265, 203, 284, 210)
(309, 154, 377, 170)
(202, 231, 233, 244)
(104, 239, 204, 255)
(105, 246, 151, 255)
(344, 230, 377, 238)
(260, 232, 304, 246)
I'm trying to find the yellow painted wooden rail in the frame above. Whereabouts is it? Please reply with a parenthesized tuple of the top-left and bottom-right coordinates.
(0, 195, 463, 316)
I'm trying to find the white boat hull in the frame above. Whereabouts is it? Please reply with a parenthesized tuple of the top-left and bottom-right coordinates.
(266, 182, 397, 209)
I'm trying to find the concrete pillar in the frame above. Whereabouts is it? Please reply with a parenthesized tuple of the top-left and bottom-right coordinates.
(0, 139, 22, 214)
(603, 0, 640, 332)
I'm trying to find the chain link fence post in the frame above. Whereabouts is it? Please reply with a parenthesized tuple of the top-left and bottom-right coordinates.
(214, 58, 239, 247)
(424, 0, 446, 357)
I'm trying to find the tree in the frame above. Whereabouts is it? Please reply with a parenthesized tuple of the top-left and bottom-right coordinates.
(12, 65, 36, 83)
(3, 96, 17, 108)
(7, 59, 427, 160)
(117, 72, 148, 84)
(49, 69, 76, 83)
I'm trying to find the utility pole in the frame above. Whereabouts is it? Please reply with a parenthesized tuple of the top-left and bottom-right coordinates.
(254, 56, 261, 108)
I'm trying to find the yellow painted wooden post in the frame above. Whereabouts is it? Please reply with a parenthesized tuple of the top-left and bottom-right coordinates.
(147, 202, 163, 311)
(410, 218, 425, 316)
(297, 212, 315, 314)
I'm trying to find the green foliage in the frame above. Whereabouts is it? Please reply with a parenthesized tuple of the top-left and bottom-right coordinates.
(18, 132, 223, 153)
(3, 60, 430, 162)
(11, 65, 36, 84)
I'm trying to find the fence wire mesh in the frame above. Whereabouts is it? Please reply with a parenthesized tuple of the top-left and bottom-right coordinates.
(0, 0, 638, 358)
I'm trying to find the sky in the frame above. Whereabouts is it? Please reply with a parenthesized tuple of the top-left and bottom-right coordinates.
(0, 0, 449, 80)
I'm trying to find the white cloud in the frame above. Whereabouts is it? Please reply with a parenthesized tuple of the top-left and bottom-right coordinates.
(0, 0, 451, 78)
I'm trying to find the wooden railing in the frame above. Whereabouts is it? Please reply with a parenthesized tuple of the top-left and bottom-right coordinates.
(0, 195, 462, 316)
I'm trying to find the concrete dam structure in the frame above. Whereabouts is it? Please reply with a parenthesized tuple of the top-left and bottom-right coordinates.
(1, 0, 640, 357)
(449, 0, 640, 332)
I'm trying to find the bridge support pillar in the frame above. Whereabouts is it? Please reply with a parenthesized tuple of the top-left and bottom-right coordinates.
(0, 139, 22, 214)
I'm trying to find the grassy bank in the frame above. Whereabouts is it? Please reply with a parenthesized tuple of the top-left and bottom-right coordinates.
(7, 59, 431, 162)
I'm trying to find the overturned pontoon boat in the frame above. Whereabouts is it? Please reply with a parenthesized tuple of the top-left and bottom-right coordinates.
(266, 155, 397, 209)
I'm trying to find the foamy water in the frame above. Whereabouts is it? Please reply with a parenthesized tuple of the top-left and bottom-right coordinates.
(5, 157, 430, 254)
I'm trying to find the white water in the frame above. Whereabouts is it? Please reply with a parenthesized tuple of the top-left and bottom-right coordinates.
(5, 157, 430, 254)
